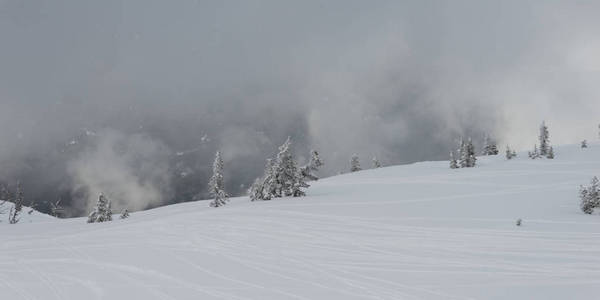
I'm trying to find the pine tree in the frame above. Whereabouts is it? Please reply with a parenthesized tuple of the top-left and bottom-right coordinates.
(87, 193, 112, 223)
(539, 121, 550, 156)
(465, 138, 477, 167)
(309, 150, 324, 171)
(482, 135, 499, 155)
(581, 140, 588, 148)
(301, 150, 323, 181)
(260, 158, 277, 200)
(482, 135, 490, 156)
(580, 177, 600, 214)
(372, 156, 381, 168)
(120, 209, 130, 219)
(249, 177, 264, 201)
(449, 152, 459, 169)
(50, 198, 63, 218)
(458, 139, 468, 168)
(547, 146, 555, 159)
(8, 182, 24, 224)
(505, 145, 516, 160)
(269, 137, 309, 198)
(350, 154, 361, 172)
(249, 138, 309, 201)
(208, 151, 229, 207)
(529, 144, 540, 159)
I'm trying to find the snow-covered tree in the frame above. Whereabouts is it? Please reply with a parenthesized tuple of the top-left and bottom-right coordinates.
(449, 152, 458, 169)
(120, 209, 130, 219)
(350, 154, 361, 172)
(273, 138, 309, 197)
(580, 176, 600, 214)
(8, 182, 24, 224)
(372, 156, 381, 168)
(539, 121, 550, 156)
(581, 140, 588, 148)
(87, 193, 112, 223)
(528, 144, 540, 159)
(208, 151, 229, 208)
(547, 146, 555, 159)
(249, 177, 264, 201)
(50, 198, 63, 218)
(461, 138, 477, 168)
(482, 135, 499, 155)
(300, 150, 323, 181)
(505, 145, 517, 160)
(458, 139, 467, 168)
(250, 138, 309, 201)
(309, 150, 324, 171)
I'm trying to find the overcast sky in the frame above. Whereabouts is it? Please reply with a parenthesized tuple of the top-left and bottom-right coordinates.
(1, 0, 599, 214)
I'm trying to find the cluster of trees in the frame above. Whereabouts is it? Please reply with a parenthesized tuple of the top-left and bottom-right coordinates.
(0, 182, 26, 224)
(348, 155, 381, 173)
(87, 193, 129, 223)
(450, 138, 478, 169)
(248, 137, 312, 202)
(529, 121, 554, 159)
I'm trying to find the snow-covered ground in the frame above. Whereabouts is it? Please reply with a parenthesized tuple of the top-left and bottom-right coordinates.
(2, 143, 600, 299)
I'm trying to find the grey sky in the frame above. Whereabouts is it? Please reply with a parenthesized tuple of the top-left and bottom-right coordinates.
(1, 0, 599, 214)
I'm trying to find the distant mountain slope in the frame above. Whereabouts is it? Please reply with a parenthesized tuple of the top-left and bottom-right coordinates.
(1, 143, 600, 299)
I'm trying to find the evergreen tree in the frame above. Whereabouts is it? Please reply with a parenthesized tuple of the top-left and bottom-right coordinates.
(350, 154, 361, 172)
(208, 151, 229, 207)
(273, 138, 308, 197)
(249, 177, 264, 201)
(581, 140, 588, 148)
(87, 193, 112, 223)
(482, 135, 498, 155)
(465, 138, 477, 167)
(249, 138, 309, 201)
(580, 176, 600, 214)
(50, 198, 63, 218)
(309, 150, 324, 171)
(8, 182, 24, 224)
(458, 139, 468, 168)
(260, 158, 277, 200)
(539, 121, 550, 156)
(547, 146, 555, 159)
(528, 144, 540, 159)
(505, 145, 517, 160)
(449, 152, 459, 169)
(300, 150, 323, 181)
(372, 156, 381, 168)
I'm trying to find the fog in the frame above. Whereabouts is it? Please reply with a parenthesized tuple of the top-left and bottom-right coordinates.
(1, 0, 599, 216)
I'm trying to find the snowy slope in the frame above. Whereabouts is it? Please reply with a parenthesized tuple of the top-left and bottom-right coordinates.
(2, 143, 600, 300)
(0, 202, 55, 224)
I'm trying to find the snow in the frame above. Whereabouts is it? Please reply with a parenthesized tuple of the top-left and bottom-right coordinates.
(0, 202, 55, 224)
(2, 143, 600, 299)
